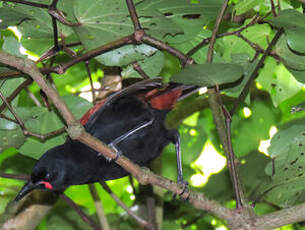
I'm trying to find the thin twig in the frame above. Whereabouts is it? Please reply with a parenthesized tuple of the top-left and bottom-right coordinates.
(100, 181, 151, 229)
(0, 173, 29, 180)
(88, 184, 110, 230)
(132, 63, 150, 79)
(129, 176, 137, 196)
(85, 61, 96, 105)
(1, 0, 49, 8)
(270, 0, 277, 16)
(207, 0, 230, 63)
(230, 28, 284, 115)
(187, 14, 259, 56)
(205, 0, 245, 208)
(60, 194, 101, 230)
(51, 17, 59, 51)
(126, 0, 142, 30)
(40, 35, 135, 75)
(0, 78, 33, 113)
(146, 197, 157, 230)
(0, 89, 65, 140)
(25, 87, 42, 107)
(141, 34, 191, 66)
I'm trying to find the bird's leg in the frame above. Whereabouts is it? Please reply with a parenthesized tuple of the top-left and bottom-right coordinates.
(167, 129, 189, 197)
(99, 117, 154, 161)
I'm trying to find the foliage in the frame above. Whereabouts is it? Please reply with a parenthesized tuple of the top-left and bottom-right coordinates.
(0, 0, 305, 229)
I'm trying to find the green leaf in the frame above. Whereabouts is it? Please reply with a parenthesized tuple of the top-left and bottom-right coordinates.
(73, 0, 181, 59)
(18, 95, 92, 159)
(274, 36, 305, 71)
(97, 44, 158, 66)
(46, 201, 94, 230)
(121, 51, 164, 78)
(224, 54, 257, 100)
(2, 36, 24, 57)
(288, 68, 305, 84)
(202, 169, 233, 202)
(173, 29, 223, 64)
(0, 77, 27, 107)
(0, 0, 79, 55)
(268, 119, 305, 158)
(138, 0, 223, 43)
(234, 0, 264, 15)
(262, 143, 305, 207)
(239, 152, 270, 197)
(0, 4, 29, 29)
(256, 58, 303, 107)
(231, 100, 280, 157)
(222, 23, 271, 61)
(270, 9, 305, 53)
(170, 63, 243, 86)
(0, 129, 25, 151)
(73, 0, 132, 50)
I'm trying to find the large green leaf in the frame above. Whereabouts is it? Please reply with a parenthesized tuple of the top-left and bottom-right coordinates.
(0, 77, 27, 108)
(222, 23, 271, 61)
(2, 36, 24, 57)
(234, 0, 264, 15)
(18, 95, 92, 159)
(138, 0, 223, 43)
(0, 0, 79, 55)
(274, 36, 305, 71)
(262, 143, 305, 207)
(170, 63, 243, 86)
(121, 51, 164, 78)
(224, 54, 257, 101)
(73, 0, 180, 52)
(256, 58, 303, 107)
(270, 9, 305, 53)
(268, 119, 305, 158)
(231, 100, 280, 157)
(96, 44, 158, 66)
(45, 201, 94, 230)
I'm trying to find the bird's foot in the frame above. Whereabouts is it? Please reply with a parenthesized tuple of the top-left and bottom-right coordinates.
(98, 143, 122, 162)
(173, 179, 189, 201)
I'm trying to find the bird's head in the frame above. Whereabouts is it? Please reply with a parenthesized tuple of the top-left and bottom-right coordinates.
(15, 145, 70, 201)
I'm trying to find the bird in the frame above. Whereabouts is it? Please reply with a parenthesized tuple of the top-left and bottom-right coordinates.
(15, 78, 196, 201)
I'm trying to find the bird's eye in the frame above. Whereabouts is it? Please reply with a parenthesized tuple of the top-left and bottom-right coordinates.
(45, 173, 51, 181)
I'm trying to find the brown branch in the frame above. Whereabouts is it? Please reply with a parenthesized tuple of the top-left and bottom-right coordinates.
(88, 184, 110, 230)
(85, 61, 96, 105)
(25, 87, 42, 107)
(0, 88, 66, 140)
(0, 78, 33, 113)
(187, 15, 259, 56)
(0, 173, 29, 180)
(1, 191, 57, 230)
(230, 27, 284, 115)
(126, 0, 142, 31)
(0, 71, 24, 79)
(141, 34, 191, 66)
(205, 0, 246, 209)
(40, 35, 135, 75)
(1, 0, 49, 8)
(270, 0, 277, 16)
(0, 50, 234, 226)
(60, 194, 101, 230)
(132, 62, 150, 79)
(100, 181, 151, 229)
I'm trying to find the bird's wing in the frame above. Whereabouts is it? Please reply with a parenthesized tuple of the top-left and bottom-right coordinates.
(80, 78, 163, 126)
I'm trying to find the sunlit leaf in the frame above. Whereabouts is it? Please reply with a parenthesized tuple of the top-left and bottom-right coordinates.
(170, 63, 243, 86)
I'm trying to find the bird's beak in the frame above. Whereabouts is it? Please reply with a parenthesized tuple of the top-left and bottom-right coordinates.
(14, 181, 41, 202)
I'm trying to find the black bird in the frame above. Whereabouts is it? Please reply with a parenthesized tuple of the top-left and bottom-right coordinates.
(15, 78, 195, 201)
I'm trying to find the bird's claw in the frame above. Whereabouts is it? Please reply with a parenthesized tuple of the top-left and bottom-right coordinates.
(173, 179, 189, 201)
(98, 143, 122, 162)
